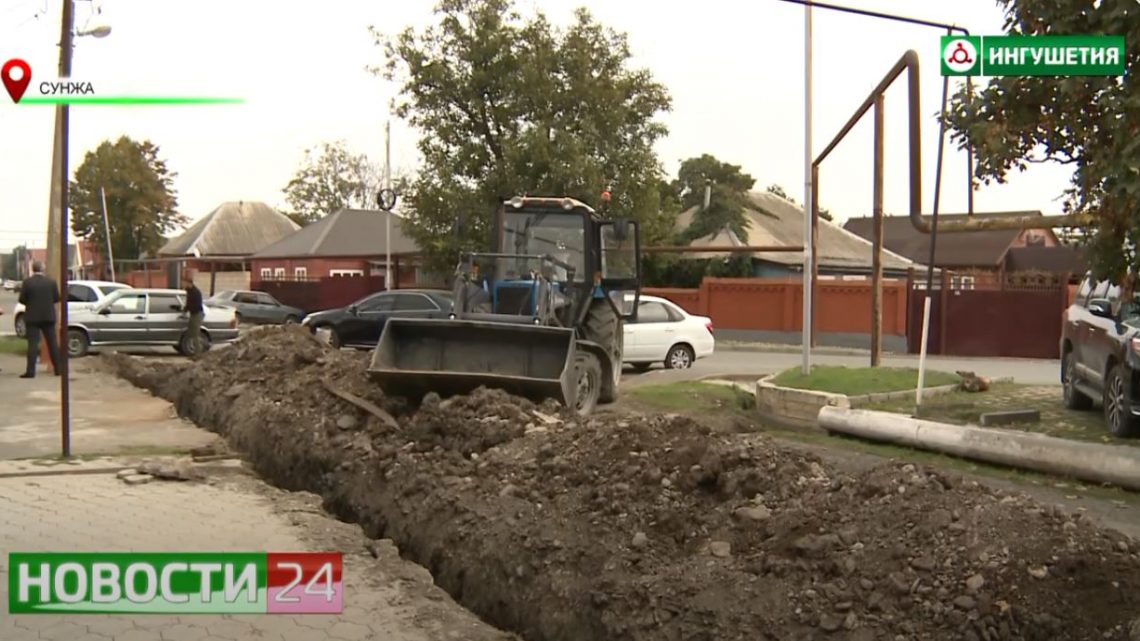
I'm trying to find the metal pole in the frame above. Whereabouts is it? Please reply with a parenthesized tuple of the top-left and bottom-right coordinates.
(801, 0, 813, 375)
(99, 186, 115, 281)
(58, 0, 75, 458)
(384, 119, 392, 291)
(916, 72, 950, 413)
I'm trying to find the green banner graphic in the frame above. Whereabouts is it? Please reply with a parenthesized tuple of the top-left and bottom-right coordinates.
(941, 35, 1125, 77)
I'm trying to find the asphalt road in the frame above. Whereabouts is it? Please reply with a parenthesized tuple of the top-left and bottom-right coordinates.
(0, 286, 1058, 386)
(625, 348, 1060, 387)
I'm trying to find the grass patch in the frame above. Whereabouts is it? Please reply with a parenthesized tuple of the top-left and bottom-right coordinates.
(627, 381, 756, 413)
(862, 382, 1133, 447)
(771, 365, 959, 396)
(0, 335, 26, 355)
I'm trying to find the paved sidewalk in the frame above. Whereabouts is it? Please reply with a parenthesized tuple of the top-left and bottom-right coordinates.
(0, 354, 216, 460)
(0, 467, 516, 641)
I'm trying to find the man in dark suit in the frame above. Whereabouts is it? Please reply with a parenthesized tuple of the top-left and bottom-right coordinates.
(19, 261, 61, 378)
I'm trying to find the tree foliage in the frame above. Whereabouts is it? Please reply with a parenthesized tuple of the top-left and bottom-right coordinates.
(372, 0, 674, 272)
(671, 154, 756, 241)
(942, 0, 1139, 284)
(70, 136, 184, 265)
(283, 140, 381, 225)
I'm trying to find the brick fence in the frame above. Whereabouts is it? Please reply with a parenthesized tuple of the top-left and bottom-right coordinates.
(645, 276, 908, 336)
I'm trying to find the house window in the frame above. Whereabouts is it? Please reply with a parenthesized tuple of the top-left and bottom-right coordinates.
(329, 269, 364, 277)
(260, 268, 271, 280)
(951, 275, 976, 290)
(274, 267, 286, 279)
(294, 266, 308, 280)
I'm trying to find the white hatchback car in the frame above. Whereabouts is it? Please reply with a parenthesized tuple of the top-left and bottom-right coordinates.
(13, 279, 132, 337)
(622, 295, 715, 371)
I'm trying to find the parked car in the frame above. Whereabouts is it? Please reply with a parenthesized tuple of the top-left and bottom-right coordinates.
(301, 289, 455, 349)
(206, 289, 305, 325)
(66, 287, 239, 358)
(1060, 272, 1140, 437)
(623, 295, 714, 371)
(13, 279, 131, 338)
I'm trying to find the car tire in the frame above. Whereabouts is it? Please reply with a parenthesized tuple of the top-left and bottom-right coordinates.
(14, 313, 25, 338)
(329, 329, 343, 349)
(572, 351, 602, 417)
(283, 315, 299, 325)
(67, 329, 89, 358)
(1061, 350, 1093, 410)
(1103, 364, 1139, 437)
(180, 330, 211, 357)
(665, 344, 694, 370)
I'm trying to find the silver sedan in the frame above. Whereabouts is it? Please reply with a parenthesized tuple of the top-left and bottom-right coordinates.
(66, 288, 239, 357)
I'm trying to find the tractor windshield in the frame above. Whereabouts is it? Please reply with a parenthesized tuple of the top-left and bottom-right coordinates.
(499, 211, 586, 282)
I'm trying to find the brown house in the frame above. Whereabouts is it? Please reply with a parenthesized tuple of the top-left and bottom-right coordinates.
(249, 208, 426, 285)
(842, 212, 1073, 287)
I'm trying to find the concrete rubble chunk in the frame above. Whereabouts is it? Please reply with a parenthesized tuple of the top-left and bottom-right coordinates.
(122, 474, 153, 485)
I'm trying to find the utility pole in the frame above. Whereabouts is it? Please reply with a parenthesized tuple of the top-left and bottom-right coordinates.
(801, 1, 813, 375)
(384, 118, 392, 291)
(48, 0, 76, 458)
(100, 186, 115, 281)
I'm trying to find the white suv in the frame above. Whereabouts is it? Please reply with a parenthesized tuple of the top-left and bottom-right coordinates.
(13, 279, 132, 337)
(623, 294, 715, 371)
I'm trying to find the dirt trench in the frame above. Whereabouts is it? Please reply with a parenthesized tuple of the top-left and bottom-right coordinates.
(108, 326, 1140, 641)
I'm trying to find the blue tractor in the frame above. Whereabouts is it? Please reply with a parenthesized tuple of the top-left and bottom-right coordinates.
(368, 195, 641, 416)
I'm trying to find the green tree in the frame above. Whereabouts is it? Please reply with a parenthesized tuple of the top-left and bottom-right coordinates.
(0, 249, 17, 279)
(942, 0, 1137, 283)
(70, 136, 184, 263)
(283, 140, 381, 225)
(766, 183, 832, 221)
(372, 0, 674, 272)
(672, 154, 756, 240)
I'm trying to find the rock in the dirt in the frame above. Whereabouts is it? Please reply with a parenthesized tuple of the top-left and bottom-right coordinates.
(965, 574, 985, 593)
(709, 541, 732, 558)
(819, 615, 842, 632)
(116, 468, 138, 479)
(953, 595, 977, 610)
(1028, 566, 1049, 579)
(336, 414, 358, 430)
(910, 556, 936, 572)
(122, 474, 153, 485)
(631, 532, 649, 550)
(1128, 615, 1140, 641)
(733, 506, 771, 523)
(138, 459, 204, 481)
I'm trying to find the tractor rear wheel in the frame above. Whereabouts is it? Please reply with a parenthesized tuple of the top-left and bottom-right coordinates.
(583, 298, 622, 403)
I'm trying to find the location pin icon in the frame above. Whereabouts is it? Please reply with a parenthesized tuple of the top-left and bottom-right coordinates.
(2, 59, 32, 103)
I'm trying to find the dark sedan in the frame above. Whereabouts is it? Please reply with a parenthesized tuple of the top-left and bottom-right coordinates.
(301, 289, 454, 349)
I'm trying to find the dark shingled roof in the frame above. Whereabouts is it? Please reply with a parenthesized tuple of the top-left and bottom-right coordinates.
(843, 212, 1046, 268)
(1003, 245, 1087, 274)
(251, 209, 418, 259)
(159, 201, 300, 257)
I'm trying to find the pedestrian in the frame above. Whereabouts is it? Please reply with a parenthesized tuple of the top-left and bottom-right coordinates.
(181, 270, 205, 357)
(18, 261, 61, 378)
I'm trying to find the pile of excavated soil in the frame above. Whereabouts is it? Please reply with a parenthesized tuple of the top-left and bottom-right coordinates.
(109, 327, 1140, 641)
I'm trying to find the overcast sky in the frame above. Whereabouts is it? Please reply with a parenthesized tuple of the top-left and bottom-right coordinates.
(0, 0, 1076, 251)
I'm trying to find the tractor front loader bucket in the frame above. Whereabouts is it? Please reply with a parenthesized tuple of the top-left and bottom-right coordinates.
(368, 318, 578, 407)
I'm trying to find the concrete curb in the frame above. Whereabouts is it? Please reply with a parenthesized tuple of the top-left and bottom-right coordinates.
(818, 407, 1140, 491)
(751, 374, 1007, 430)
